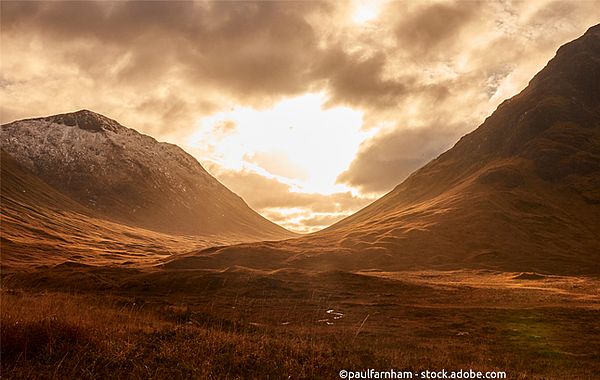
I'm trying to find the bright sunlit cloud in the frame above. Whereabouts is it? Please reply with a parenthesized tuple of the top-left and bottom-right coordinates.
(187, 93, 374, 195)
(352, 0, 382, 24)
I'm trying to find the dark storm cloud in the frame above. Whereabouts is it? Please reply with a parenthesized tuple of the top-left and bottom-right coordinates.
(315, 46, 410, 109)
(0, 0, 459, 117)
(337, 123, 465, 193)
(1, 0, 329, 101)
(390, 0, 484, 56)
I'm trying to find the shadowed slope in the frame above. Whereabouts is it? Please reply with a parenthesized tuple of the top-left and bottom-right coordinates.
(0, 150, 222, 267)
(167, 25, 600, 275)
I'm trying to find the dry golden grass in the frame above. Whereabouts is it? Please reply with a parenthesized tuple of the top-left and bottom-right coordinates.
(2, 268, 599, 379)
(1, 290, 393, 379)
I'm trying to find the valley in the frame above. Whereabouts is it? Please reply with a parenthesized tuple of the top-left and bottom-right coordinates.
(1, 18, 599, 380)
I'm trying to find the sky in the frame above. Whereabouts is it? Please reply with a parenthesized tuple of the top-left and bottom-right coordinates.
(1, 0, 599, 233)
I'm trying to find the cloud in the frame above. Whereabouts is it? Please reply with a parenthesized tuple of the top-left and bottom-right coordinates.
(207, 165, 374, 232)
(315, 46, 409, 109)
(337, 122, 466, 193)
(300, 213, 347, 228)
(391, 1, 483, 57)
(1, 1, 328, 98)
(210, 165, 370, 212)
(3, 0, 598, 125)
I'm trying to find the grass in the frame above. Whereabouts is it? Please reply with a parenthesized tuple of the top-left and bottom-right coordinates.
(1, 268, 599, 379)
(1, 291, 394, 379)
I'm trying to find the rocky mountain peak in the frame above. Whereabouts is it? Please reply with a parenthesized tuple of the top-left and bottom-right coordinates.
(43, 109, 123, 133)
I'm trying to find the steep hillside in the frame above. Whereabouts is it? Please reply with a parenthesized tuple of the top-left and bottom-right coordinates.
(1, 110, 294, 241)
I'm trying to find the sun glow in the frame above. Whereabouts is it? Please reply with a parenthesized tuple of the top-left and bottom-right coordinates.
(187, 93, 373, 195)
(352, 1, 381, 24)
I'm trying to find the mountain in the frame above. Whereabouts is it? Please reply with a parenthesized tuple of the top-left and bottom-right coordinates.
(1, 110, 294, 243)
(1, 150, 219, 267)
(166, 25, 600, 274)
